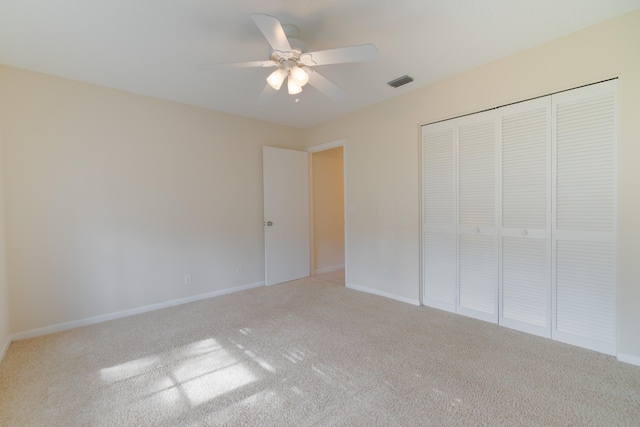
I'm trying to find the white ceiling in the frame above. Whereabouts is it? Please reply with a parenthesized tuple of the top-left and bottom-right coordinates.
(1, 1, 639, 128)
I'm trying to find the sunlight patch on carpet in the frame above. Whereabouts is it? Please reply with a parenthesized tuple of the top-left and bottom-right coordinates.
(100, 355, 160, 382)
(181, 338, 223, 356)
(180, 362, 257, 406)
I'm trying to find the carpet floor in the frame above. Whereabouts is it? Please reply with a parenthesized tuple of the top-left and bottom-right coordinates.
(1, 275, 639, 426)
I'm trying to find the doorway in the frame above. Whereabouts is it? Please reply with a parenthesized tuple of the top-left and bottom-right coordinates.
(309, 141, 346, 286)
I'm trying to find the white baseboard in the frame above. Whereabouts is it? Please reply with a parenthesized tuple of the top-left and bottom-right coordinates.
(347, 283, 420, 306)
(617, 353, 640, 367)
(0, 335, 11, 365)
(10, 281, 264, 341)
(314, 264, 345, 275)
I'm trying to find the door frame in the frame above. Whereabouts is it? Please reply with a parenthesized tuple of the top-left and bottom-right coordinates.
(306, 139, 348, 286)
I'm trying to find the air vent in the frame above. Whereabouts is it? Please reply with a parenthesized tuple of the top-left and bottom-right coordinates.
(387, 75, 414, 88)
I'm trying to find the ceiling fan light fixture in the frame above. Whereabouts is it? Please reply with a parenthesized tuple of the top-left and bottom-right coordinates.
(211, 14, 377, 101)
(267, 68, 287, 90)
(287, 75, 303, 95)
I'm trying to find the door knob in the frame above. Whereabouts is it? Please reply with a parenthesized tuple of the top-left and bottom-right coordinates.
(266, 221, 273, 226)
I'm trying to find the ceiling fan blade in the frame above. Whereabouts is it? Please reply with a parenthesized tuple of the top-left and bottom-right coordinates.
(251, 13, 292, 55)
(197, 60, 278, 71)
(256, 83, 278, 105)
(306, 69, 347, 101)
(300, 44, 378, 66)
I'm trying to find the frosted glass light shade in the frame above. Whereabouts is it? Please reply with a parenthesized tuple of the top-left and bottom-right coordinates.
(287, 75, 303, 94)
(290, 66, 309, 86)
(267, 69, 287, 90)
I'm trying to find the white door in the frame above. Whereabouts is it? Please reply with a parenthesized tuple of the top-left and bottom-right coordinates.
(498, 96, 552, 338)
(456, 110, 499, 323)
(263, 146, 311, 286)
(422, 119, 457, 312)
(551, 80, 617, 355)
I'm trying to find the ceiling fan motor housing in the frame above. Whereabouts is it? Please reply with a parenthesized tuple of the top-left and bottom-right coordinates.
(270, 42, 307, 65)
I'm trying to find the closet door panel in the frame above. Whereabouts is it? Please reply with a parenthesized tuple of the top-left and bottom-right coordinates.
(499, 98, 552, 337)
(502, 237, 549, 330)
(556, 240, 615, 344)
(459, 234, 497, 318)
(552, 80, 617, 355)
(423, 231, 456, 310)
(422, 120, 456, 311)
(458, 118, 496, 228)
(456, 111, 498, 322)
(501, 104, 550, 229)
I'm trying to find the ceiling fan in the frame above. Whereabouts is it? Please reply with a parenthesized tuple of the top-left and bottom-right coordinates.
(202, 14, 378, 101)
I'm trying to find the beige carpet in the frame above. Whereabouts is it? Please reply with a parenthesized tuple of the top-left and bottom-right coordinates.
(1, 276, 639, 426)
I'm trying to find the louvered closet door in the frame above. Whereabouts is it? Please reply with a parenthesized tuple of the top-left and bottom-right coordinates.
(498, 97, 552, 338)
(422, 120, 457, 312)
(456, 111, 499, 323)
(552, 80, 617, 355)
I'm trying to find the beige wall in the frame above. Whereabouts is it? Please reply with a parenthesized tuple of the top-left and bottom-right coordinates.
(0, 65, 303, 333)
(0, 121, 9, 350)
(304, 10, 640, 359)
(312, 147, 344, 273)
